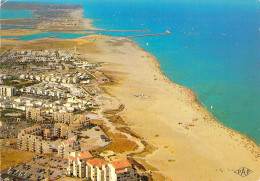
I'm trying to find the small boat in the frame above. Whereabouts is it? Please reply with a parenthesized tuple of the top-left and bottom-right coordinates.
(211, 105, 213, 109)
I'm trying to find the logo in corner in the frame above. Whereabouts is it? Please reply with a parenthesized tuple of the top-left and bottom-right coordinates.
(234, 167, 253, 177)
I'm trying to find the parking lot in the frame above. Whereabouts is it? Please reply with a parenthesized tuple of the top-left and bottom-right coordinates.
(3, 155, 68, 181)
(34, 156, 67, 170)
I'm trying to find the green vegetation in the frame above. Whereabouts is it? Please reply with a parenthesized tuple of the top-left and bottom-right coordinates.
(3, 79, 39, 89)
(0, 62, 11, 69)
(0, 108, 26, 121)
(85, 107, 98, 112)
(88, 74, 95, 80)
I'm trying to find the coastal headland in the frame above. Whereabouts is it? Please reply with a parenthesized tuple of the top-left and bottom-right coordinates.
(0, 2, 259, 181)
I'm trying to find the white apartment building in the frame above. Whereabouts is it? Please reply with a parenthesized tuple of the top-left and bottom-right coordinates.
(0, 86, 16, 97)
(108, 160, 138, 181)
(67, 151, 93, 178)
(86, 158, 108, 181)
(67, 152, 138, 181)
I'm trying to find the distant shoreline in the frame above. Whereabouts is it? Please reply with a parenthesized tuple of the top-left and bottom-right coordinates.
(1, 2, 150, 33)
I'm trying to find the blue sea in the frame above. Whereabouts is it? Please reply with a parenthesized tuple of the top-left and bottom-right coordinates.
(2, 0, 260, 144)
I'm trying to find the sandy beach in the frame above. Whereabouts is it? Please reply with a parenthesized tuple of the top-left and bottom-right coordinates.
(78, 35, 260, 180)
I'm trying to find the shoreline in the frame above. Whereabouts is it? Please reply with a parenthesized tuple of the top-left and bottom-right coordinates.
(127, 37, 260, 146)
(121, 35, 260, 147)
